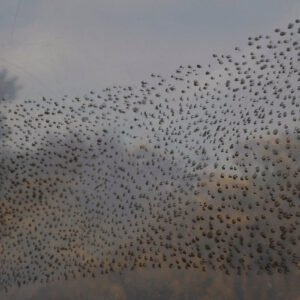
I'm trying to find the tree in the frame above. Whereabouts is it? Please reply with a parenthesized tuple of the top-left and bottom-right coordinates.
(0, 68, 21, 101)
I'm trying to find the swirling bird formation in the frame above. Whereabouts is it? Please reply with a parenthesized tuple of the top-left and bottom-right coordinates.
(0, 20, 299, 292)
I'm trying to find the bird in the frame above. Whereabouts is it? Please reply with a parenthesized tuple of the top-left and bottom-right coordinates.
(0, 19, 299, 293)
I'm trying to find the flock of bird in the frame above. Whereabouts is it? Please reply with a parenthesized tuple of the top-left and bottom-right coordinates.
(0, 20, 299, 292)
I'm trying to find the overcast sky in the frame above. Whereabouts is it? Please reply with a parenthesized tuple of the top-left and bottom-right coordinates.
(0, 2, 300, 300)
(0, 0, 299, 101)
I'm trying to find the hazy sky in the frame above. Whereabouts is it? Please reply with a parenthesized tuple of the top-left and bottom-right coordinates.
(0, 0, 299, 100)
(0, 2, 300, 300)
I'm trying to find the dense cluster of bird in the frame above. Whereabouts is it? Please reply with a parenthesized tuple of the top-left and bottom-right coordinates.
(0, 20, 299, 292)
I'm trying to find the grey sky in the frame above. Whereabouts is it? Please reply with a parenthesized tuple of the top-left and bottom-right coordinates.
(0, 2, 300, 299)
(0, 0, 299, 100)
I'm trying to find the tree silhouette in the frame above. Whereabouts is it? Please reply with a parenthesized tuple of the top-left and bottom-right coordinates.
(0, 69, 22, 212)
(0, 68, 22, 101)
(0, 69, 22, 140)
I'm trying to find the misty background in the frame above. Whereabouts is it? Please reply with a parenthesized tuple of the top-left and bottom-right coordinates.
(0, 1, 300, 300)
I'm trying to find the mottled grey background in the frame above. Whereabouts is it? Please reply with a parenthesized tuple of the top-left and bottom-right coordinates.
(0, 1, 299, 300)
(0, 0, 299, 100)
